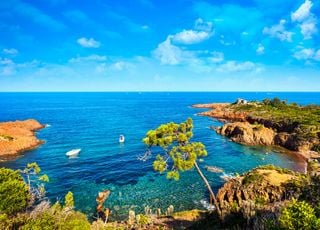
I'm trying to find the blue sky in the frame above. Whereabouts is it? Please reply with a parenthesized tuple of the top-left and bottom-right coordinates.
(0, 0, 319, 91)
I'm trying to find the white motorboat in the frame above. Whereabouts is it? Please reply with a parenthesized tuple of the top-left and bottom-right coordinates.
(119, 135, 125, 143)
(66, 148, 81, 157)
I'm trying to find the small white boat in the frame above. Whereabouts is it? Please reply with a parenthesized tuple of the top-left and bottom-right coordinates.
(119, 135, 125, 143)
(66, 148, 81, 157)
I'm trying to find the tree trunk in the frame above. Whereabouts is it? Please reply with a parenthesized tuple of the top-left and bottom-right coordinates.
(194, 161, 222, 218)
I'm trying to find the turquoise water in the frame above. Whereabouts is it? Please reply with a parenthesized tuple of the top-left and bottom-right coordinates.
(0, 92, 319, 220)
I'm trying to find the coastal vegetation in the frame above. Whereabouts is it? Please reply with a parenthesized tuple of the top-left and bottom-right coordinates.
(0, 163, 92, 230)
(2, 161, 320, 229)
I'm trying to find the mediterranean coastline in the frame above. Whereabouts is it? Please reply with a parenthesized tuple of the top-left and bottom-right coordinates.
(193, 100, 320, 167)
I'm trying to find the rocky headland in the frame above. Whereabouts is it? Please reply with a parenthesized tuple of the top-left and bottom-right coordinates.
(193, 99, 320, 162)
(0, 119, 44, 158)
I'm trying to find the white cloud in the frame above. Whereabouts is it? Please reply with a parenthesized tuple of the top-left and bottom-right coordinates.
(293, 48, 320, 61)
(0, 58, 42, 76)
(3, 48, 18, 55)
(111, 61, 135, 71)
(300, 18, 317, 39)
(77, 37, 100, 48)
(291, 0, 312, 22)
(263, 19, 293, 42)
(293, 48, 314, 60)
(194, 18, 213, 32)
(209, 51, 224, 63)
(315, 50, 320, 61)
(256, 43, 265, 55)
(153, 36, 191, 65)
(167, 18, 213, 45)
(216, 61, 257, 73)
(291, 0, 317, 40)
(172, 29, 211, 44)
(153, 18, 214, 64)
(69, 54, 107, 63)
(0, 58, 14, 65)
(0, 58, 15, 76)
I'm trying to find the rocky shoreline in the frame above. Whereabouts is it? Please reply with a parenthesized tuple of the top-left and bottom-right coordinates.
(0, 119, 45, 159)
(193, 102, 320, 163)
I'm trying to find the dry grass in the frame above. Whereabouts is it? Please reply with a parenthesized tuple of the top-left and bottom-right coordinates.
(256, 169, 296, 186)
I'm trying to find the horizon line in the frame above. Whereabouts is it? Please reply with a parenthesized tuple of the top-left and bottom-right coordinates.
(0, 91, 320, 93)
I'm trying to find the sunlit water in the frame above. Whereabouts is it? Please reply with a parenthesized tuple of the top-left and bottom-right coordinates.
(0, 92, 319, 220)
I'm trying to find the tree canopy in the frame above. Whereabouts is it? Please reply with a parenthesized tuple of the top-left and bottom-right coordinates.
(143, 118, 207, 180)
(0, 168, 29, 215)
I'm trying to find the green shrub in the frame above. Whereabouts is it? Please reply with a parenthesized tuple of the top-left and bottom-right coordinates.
(0, 168, 29, 215)
(279, 199, 320, 230)
(242, 172, 263, 186)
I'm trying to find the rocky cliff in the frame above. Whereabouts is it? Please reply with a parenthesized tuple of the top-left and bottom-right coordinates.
(215, 122, 275, 146)
(0, 119, 44, 158)
(215, 165, 300, 219)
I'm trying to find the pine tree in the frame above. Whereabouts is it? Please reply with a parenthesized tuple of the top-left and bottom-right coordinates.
(142, 118, 221, 217)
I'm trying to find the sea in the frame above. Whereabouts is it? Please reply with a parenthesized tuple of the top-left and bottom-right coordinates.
(0, 92, 319, 220)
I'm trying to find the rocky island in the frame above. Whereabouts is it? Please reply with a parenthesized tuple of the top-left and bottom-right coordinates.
(0, 119, 44, 158)
(193, 98, 320, 162)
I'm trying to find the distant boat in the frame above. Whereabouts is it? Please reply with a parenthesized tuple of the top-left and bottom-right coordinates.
(119, 135, 125, 143)
(66, 148, 81, 157)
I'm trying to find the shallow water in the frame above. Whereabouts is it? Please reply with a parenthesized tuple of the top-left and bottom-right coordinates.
(0, 92, 318, 220)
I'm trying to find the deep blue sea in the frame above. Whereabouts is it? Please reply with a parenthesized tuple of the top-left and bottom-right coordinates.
(0, 92, 319, 220)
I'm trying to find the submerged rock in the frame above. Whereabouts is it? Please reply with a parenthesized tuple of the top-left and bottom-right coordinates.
(205, 166, 224, 173)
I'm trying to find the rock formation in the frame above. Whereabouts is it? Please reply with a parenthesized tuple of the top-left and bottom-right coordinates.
(215, 122, 275, 146)
(0, 119, 44, 157)
(215, 166, 299, 219)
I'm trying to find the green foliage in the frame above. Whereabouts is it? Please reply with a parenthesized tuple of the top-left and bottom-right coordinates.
(22, 162, 49, 198)
(64, 191, 74, 209)
(26, 162, 41, 174)
(279, 199, 320, 230)
(255, 197, 267, 206)
(0, 168, 29, 215)
(167, 171, 179, 181)
(153, 155, 167, 173)
(22, 212, 56, 230)
(242, 172, 263, 186)
(136, 214, 151, 225)
(22, 202, 90, 230)
(143, 118, 207, 180)
(0, 164, 90, 229)
(38, 174, 49, 182)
